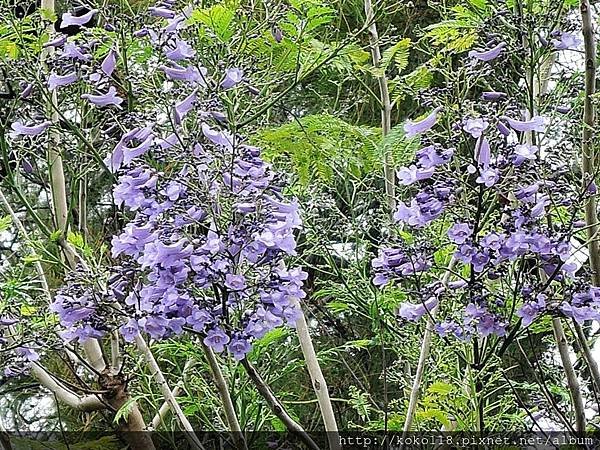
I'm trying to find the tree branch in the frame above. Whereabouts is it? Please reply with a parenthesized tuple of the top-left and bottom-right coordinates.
(364, 0, 396, 214)
(294, 307, 340, 450)
(201, 344, 247, 450)
(580, 0, 600, 286)
(134, 334, 206, 450)
(240, 359, 320, 450)
(402, 258, 455, 434)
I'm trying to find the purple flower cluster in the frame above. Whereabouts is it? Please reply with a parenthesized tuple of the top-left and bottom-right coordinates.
(47, 1, 306, 361)
(373, 38, 600, 341)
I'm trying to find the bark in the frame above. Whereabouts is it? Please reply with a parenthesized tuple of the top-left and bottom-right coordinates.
(364, 0, 396, 214)
(201, 345, 247, 450)
(552, 319, 586, 433)
(580, 0, 600, 286)
(295, 309, 340, 450)
(241, 359, 320, 450)
(134, 335, 205, 450)
(98, 371, 156, 450)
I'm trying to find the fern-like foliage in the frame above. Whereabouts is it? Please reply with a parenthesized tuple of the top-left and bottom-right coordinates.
(253, 114, 417, 189)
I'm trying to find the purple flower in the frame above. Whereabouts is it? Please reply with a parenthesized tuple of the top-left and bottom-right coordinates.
(497, 121, 511, 137)
(138, 316, 169, 339)
(464, 304, 506, 337)
(202, 123, 233, 148)
(482, 91, 506, 101)
(19, 83, 33, 99)
(161, 64, 207, 85)
(101, 49, 118, 77)
(48, 71, 78, 90)
(468, 42, 506, 62)
(228, 337, 251, 361)
(416, 146, 454, 168)
(272, 27, 283, 43)
(394, 194, 445, 228)
(43, 34, 67, 48)
(82, 86, 123, 107)
(517, 294, 546, 327)
(164, 181, 186, 201)
(173, 89, 197, 124)
(105, 128, 155, 172)
(512, 144, 538, 166)
(448, 223, 472, 244)
(463, 118, 489, 138)
(149, 7, 176, 18)
(399, 297, 438, 321)
(515, 183, 540, 202)
(435, 320, 460, 338)
(60, 9, 98, 28)
(61, 42, 90, 61)
(372, 247, 431, 286)
(552, 32, 582, 50)
(476, 136, 491, 168)
(396, 165, 435, 185)
(112, 221, 157, 257)
(165, 40, 196, 61)
(0, 316, 18, 327)
(476, 167, 499, 187)
(225, 274, 247, 291)
(16, 346, 40, 362)
(204, 327, 230, 353)
(113, 167, 158, 210)
(221, 68, 244, 89)
(560, 303, 600, 323)
(502, 115, 546, 133)
(119, 318, 140, 342)
(404, 107, 441, 137)
(10, 121, 52, 138)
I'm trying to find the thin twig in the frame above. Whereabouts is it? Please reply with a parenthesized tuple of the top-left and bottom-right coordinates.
(201, 344, 247, 450)
(295, 307, 340, 450)
(240, 359, 320, 450)
(402, 258, 455, 436)
(134, 334, 206, 450)
(552, 318, 586, 432)
(364, 0, 396, 214)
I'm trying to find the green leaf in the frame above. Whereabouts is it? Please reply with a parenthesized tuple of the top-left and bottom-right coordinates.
(67, 231, 85, 249)
(428, 381, 454, 395)
(20, 304, 37, 316)
(326, 301, 349, 313)
(0, 215, 11, 232)
(49, 230, 63, 242)
(22, 254, 42, 265)
(40, 8, 58, 22)
(375, 38, 411, 76)
(271, 418, 287, 432)
(114, 396, 145, 423)
(190, 4, 237, 42)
